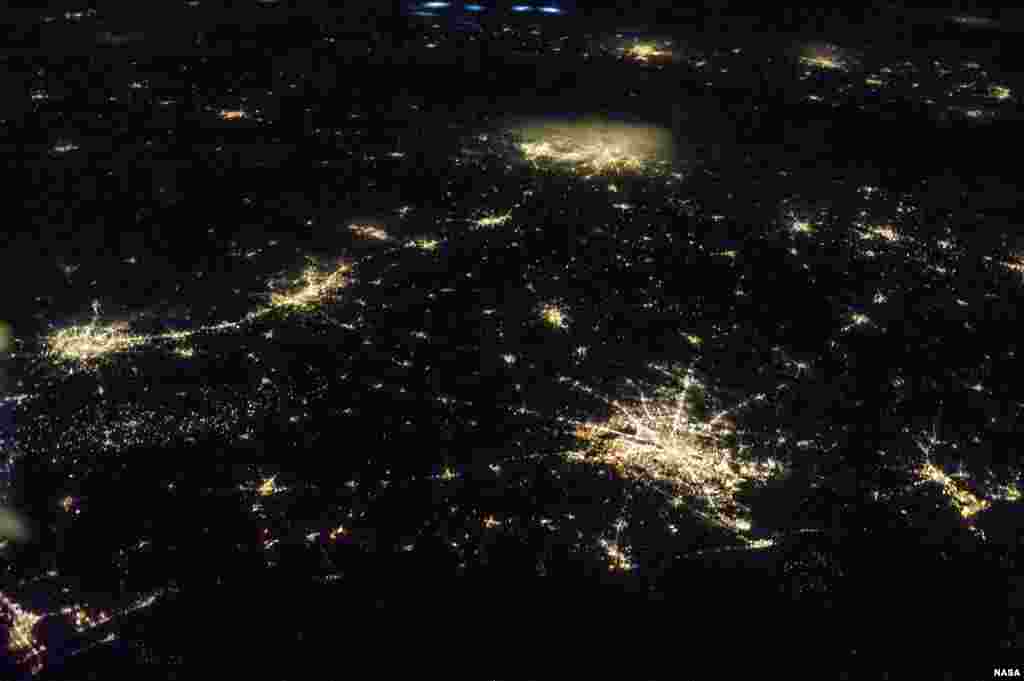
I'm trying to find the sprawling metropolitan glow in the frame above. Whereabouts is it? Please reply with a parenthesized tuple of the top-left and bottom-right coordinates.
(564, 367, 782, 539)
(2, 591, 45, 670)
(507, 117, 674, 176)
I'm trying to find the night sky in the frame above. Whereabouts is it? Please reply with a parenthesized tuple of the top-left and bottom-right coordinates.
(1, 2, 1023, 677)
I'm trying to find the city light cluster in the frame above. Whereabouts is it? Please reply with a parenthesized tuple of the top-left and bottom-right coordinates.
(45, 320, 155, 366)
(257, 476, 281, 497)
(348, 223, 395, 242)
(623, 42, 673, 63)
(915, 462, 990, 520)
(858, 223, 903, 243)
(798, 43, 853, 71)
(599, 537, 637, 572)
(472, 210, 514, 229)
(267, 260, 352, 311)
(989, 85, 1012, 101)
(568, 370, 782, 536)
(60, 604, 112, 633)
(2, 592, 45, 667)
(519, 137, 644, 174)
(537, 301, 570, 329)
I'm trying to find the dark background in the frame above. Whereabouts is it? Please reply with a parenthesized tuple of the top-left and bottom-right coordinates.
(0, 2, 1023, 678)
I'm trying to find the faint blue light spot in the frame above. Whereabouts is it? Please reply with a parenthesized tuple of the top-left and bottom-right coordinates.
(464, 3, 485, 10)
(511, 5, 533, 11)
(423, 1, 450, 7)
(539, 6, 562, 13)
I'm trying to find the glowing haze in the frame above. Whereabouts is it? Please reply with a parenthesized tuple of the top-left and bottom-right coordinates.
(504, 116, 675, 176)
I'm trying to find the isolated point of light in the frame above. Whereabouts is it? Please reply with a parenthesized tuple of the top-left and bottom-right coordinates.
(422, 1, 450, 7)
(511, 5, 532, 11)
(538, 6, 562, 13)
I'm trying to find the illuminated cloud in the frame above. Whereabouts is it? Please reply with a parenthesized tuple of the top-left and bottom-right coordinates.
(0, 506, 30, 541)
(506, 116, 674, 176)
